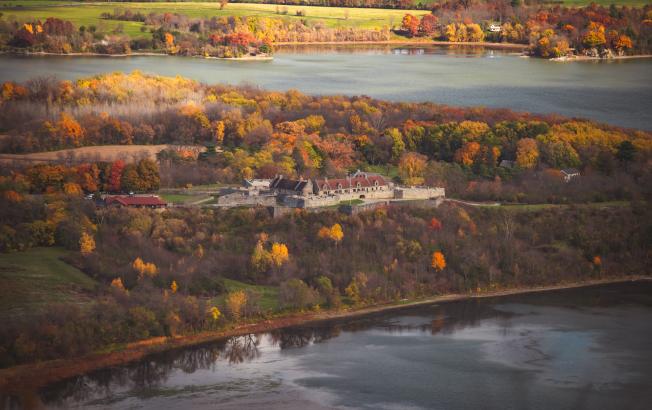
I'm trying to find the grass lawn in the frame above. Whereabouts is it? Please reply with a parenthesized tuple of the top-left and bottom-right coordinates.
(364, 164, 399, 179)
(215, 278, 279, 311)
(500, 200, 631, 212)
(0, 247, 96, 316)
(0, 1, 429, 38)
(159, 193, 212, 204)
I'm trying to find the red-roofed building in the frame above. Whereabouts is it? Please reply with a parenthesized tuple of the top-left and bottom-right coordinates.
(313, 171, 391, 199)
(104, 195, 168, 209)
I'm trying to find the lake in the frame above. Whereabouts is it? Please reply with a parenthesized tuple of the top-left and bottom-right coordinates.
(7, 281, 651, 409)
(0, 45, 651, 130)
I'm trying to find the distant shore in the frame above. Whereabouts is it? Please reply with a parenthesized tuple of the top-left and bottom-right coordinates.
(275, 40, 529, 50)
(0, 275, 649, 394)
(0, 50, 273, 60)
(550, 54, 652, 62)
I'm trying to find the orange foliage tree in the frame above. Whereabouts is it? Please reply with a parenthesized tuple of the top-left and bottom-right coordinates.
(431, 251, 446, 271)
(516, 138, 539, 169)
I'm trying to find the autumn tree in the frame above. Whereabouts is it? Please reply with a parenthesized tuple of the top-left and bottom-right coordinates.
(345, 272, 368, 305)
(209, 306, 221, 320)
(79, 231, 95, 255)
(251, 239, 272, 272)
(398, 152, 427, 186)
(226, 290, 247, 320)
(419, 14, 438, 36)
(515, 138, 539, 169)
(431, 251, 446, 271)
(429, 217, 442, 231)
(279, 279, 318, 309)
(133, 257, 158, 279)
(270, 242, 289, 267)
(107, 160, 125, 192)
(582, 22, 606, 48)
(401, 14, 420, 37)
(111, 277, 127, 293)
(454, 141, 481, 167)
(318, 223, 343, 244)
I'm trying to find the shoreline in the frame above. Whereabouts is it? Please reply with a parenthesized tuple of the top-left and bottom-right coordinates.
(0, 51, 273, 60)
(0, 275, 649, 394)
(550, 54, 652, 62)
(275, 40, 529, 50)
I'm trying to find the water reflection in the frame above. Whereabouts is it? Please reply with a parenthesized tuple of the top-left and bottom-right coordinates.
(276, 44, 504, 58)
(35, 298, 518, 407)
(2, 282, 651, 409)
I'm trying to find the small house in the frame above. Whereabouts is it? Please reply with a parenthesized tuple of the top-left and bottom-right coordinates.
(244, 179, 271, 190)
(499, 160, 515, 169)
(560, 168, 580, 182)
(489, 24, 501, 33)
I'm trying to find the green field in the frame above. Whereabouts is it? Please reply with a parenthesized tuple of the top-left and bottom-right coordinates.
(159, 193, 212, 204)
(557, 0, 650, 6)
(215, 278, 279, 311)
(0, 247, 96, 316)
(0, 1, 429, 38)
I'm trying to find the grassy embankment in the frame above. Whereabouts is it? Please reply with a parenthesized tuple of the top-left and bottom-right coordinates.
(0, 1, 429, 38)
(0, 247, 96, 317)
(0, 247, 276, 316)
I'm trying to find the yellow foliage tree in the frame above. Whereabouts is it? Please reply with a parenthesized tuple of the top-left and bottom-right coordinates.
(214, 120, 225, 144)
(209, 306, 221, 320)
(516, 138, 539, 169)
(170, 280, 178, 293)
(133, 257, 158, 279)
(431, 251, 446, 271)
(398, 151, 427, 186)
(270, 242, 289, 267)
(318, 224, 344, 243)
(111, 277, 126, 292)
(63, 182, 83, 196)
(226, 290, 247, 321)
(79, 231, 95, 255)
(251, 239, 272, 272)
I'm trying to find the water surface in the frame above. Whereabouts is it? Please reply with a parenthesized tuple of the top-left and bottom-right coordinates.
(11, 281, 652, 410)
(1, 45, 651, 130)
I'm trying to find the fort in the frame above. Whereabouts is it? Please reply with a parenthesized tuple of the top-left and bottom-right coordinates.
(214, 170, 445, 210)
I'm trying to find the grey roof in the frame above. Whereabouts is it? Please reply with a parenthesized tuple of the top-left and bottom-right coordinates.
(270, 176, 309, 192)
(561, 168, 580, 175)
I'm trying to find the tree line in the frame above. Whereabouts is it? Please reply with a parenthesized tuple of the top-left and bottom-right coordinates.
(1, 72, 650, 204)
(400, 2, 651, 57)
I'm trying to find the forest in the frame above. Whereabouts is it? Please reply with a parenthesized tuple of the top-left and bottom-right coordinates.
(400, 2, 652, 56)
(1, 72, 651, 202)
(1, 190, 650, 367)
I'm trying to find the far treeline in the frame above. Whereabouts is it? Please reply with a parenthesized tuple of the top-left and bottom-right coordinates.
(0, 2, 650, 58)
(1, 72, 651, 204)
(400, 1, 652, 57)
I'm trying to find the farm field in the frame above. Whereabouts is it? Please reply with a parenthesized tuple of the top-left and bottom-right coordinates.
(0, 1, 429, 38)
(0, 247, 96, 317)
(0, 144, 201, 165)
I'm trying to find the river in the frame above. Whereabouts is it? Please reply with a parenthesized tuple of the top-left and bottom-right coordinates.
(0, 45, 651, 130)
(6, 281, 650, 410)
